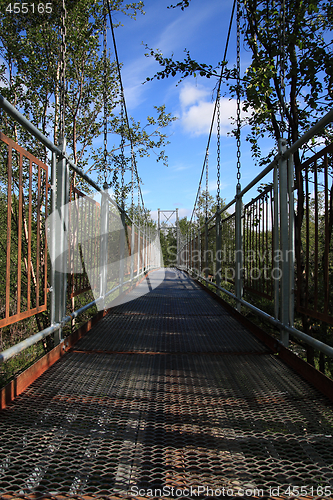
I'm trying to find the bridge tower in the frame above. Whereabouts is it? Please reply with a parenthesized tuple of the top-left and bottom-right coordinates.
(158, 208, 179, 267)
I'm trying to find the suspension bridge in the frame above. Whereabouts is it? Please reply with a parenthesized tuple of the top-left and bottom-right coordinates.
(1, 93, 333, 500)
(1, 0, 333, 498)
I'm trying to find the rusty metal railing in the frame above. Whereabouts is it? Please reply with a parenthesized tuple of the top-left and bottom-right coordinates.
(0, 132, 49, 329)
(0, 94, 162, 364)
(296, 143, 333, 325)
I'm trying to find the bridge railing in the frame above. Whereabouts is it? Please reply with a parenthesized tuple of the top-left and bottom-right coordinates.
(179, 108, 333, 367)
(0, 132, 49, 330)
(0, 94, 161, 367)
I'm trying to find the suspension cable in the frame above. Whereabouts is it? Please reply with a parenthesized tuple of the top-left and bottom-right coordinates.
(103, 0, 108, 186)
(236, 0, 241, 188)
(189, 0, 236, 226)
(59, 0, 67, 140)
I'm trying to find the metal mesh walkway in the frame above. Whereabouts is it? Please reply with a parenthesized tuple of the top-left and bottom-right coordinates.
(1, 269, 333, 499)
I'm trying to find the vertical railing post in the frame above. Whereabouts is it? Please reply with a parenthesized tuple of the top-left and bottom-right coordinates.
(216, 212, 221, 289)
(278, 138, 290, 347)
(176, 208, 179, 267)
(119, 209, 125, 293)
(99, 184, 109, 310)
(288, 153, 295, 328)
(190, 228, 193, 274)
(192, 230, 195, 274)
(130, 219, 135, 280)
(235, 184, 243, 312)
(198, 226, 201, 278)
(157, 208, 160, 269)
(50, 151, 57, 328)
(147, 226, 150, 272)
(273, 161, 280, 320)
(137, 221, 141, 276)
(205, 219, 208, 279)
(143, 224, 147, 272)
(53, 137, 69, 345)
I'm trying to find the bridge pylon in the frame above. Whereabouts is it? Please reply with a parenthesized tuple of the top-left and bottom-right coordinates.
(158, 208, 179, 267)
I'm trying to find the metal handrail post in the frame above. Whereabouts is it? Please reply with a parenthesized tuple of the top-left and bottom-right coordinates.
(204, 219, 208, 279)
(198, 226, 201, 277)
(215, 212, 222, 288)
(99, 186, 109, 310)
(176, 208, 179, 267)
(50, 152, 57, 327)
(130, 220, 135, 279)
(119, 210, 126, 292)
(288, 153, 295, 327)
(143, 224, 147, 272)
(235, 184, 243, 313)
(148, 229, 150, 270)
(278, 139, 290, 346)
(188, 230, 191, 273)
(54, 137, 68, 345)
(137, 222, 141, 276)
(273, 162, 280, 320)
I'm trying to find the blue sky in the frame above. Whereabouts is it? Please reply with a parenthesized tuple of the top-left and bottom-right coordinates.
(110, 0, 274, 224)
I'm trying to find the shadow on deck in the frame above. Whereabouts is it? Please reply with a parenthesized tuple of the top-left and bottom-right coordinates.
(0, 268, 333, 499)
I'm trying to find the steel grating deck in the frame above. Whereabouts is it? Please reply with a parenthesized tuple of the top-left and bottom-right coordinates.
(1, 268, 333, 499)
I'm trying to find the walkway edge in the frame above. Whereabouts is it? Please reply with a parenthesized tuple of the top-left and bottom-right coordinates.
(0, 270, 157, 410)
(0, 308, 108, 410)
(187, 270, 333, 403)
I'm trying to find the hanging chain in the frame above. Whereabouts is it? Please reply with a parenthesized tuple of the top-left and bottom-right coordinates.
(216, 94, 221, 209)
(131, 146, 134, 214)
(137, 173, 141, 222)
(197, 182, 201, 223)
(279, 0, 286, 135)
(120, 96, 125, 207)
(60, 0, 67, 140)
(103, 0, 108, 186)
(236, 0, 241, 187)
(205, 150, 209, 220)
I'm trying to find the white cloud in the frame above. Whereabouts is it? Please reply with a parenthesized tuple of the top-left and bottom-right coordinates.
(179, 82, 249, 137)
(179, 84, 210, 108)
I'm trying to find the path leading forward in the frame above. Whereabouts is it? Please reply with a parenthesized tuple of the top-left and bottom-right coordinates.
(0, 269, 333, 499)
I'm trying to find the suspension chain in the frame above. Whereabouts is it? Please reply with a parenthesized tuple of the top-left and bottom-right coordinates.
(60, 0, 67, 140)
(120, 96, 125, 207)
(216, 94, 221, 209)
(197, 182, 201, 222)
(236, 0, 241, 187)
(137, 173, 141, 221)
(103, 0, 108, 185)
(206, 150, 209, 220)
(131, 146, 134, 213)
(279, 0, 286, 134)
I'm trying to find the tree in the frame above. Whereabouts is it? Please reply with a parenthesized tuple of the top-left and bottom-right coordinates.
(0, 0, 176, 187)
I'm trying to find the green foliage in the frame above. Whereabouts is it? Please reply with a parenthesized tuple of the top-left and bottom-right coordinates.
(144, 0, 333, 161)
(0, 0, 176, 187)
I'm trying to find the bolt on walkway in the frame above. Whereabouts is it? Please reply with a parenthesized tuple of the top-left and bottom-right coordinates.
(1, 268, 333, 499)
